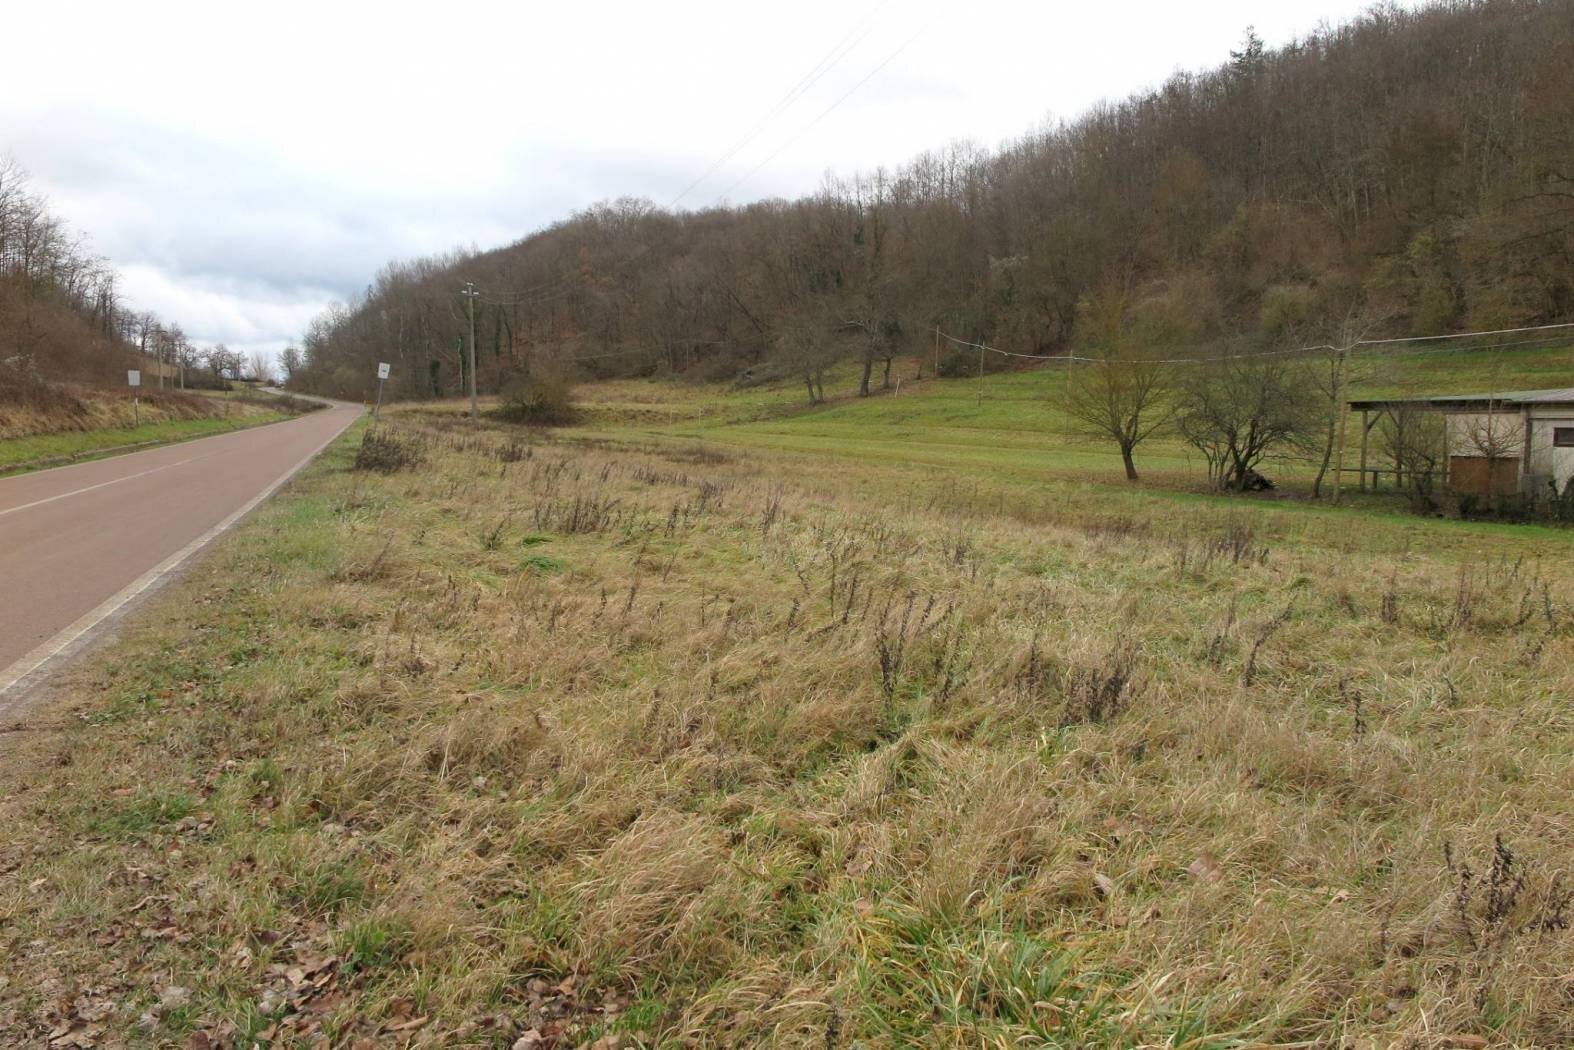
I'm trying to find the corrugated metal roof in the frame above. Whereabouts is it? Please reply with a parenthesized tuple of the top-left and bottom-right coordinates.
(1425, 387, 1574, 403)
(1350, 387, 1574, 408)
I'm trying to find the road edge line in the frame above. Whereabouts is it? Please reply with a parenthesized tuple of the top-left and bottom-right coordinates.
(0, 410, 360, 701)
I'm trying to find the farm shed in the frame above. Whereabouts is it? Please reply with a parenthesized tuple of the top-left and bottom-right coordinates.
(1346, 388, 1574, 498)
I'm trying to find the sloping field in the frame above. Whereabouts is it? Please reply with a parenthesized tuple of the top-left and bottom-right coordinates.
(574, 343, 1574, 497)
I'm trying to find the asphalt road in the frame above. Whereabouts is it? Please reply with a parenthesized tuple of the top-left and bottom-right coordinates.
(0, 401, 360, 704)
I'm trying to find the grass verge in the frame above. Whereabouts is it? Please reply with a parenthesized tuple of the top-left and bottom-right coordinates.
(0, 412, 291, 474)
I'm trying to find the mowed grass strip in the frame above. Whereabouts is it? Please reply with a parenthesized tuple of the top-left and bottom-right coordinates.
(0, 408, 1570, 1047)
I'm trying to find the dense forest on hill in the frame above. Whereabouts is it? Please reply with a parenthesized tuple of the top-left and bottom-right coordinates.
(0, 160, 232, 396)
(293, 0, 1574, 402)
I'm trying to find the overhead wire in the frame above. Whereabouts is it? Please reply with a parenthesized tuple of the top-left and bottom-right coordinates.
(668, 0, 893, 209)
(478, 286, 577, 308)
(715, 13, 939, 202)
(935, 320, 1574, 367)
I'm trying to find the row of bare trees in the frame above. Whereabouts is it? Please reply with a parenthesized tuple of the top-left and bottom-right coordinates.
(1063, 310, 1542, 507)
(293, 1, 1574, 406)
(1063, 335, 1340, 490)
(0, 158, 219, 391)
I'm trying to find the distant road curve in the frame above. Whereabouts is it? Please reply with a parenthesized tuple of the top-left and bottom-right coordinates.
(0, 399, 360, 712)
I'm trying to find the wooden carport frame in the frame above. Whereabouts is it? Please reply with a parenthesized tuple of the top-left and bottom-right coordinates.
(1342, 398, 1455, 493)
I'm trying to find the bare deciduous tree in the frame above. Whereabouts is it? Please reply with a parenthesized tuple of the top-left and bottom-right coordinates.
(1176, 351, 1318, 491)
(1378, 404, 1447, 510)
(1062, 281, 1187, 482)
(1064, 348, 1174, 482)
(247, 349, 275, 384)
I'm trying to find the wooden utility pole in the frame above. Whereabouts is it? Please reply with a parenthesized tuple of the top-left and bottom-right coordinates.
(976, 344, 985, 406)
(461, 282, 480, 420)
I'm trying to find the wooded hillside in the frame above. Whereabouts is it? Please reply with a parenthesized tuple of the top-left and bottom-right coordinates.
(293, 0, 1574, 401)
(0, 159, 231, 396)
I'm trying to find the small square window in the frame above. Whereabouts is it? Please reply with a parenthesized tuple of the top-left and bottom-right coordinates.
(1556, 427, 1574, 448)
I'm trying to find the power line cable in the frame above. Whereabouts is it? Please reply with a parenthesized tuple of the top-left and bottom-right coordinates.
(478, 286, 577, 308)
(473, 274, 579, 305)
(668, 0, 892, 209)
(936, 320, 1574, 367)
(715, 14, 937, 203)
(1356, 320, 1574, 346)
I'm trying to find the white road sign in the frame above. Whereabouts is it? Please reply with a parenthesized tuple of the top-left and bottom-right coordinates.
(127, 370, 141, 387)
(377, 362, 390, 380)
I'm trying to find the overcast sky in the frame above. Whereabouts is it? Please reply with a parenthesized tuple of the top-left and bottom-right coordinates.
(1, 0, 1402, 362)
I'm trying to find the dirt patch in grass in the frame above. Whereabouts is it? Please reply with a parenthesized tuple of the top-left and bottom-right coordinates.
(1, 416, 1570, 1046)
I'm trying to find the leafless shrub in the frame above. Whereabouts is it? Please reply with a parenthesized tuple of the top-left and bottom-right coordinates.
(1061, 642, 1140, 726)
(482, 514, 512, 551)
(1084, 515, 1145, 544)
(1442, 836, 1572, 1010)
(1205, 595, 1239, 666)
(353, 429, 425, 473)
(1212, 519, 1269, 566)
(1380, 570, 1399, 625)
(872, 593, 953, 707)
(688, 479, 727, 517)
(760, 485, 785, 536)
(939, 528, 974, 569)
(496, 374, 579, 426)
(334, 533, 397, 583)
(1015, 632, 1050, 697)
(533, 491, 624, 534)
(631, 463, 691, 487)
(1450, 566, 1478, 631)
(1241, 603, 1293, 686)
(669, 444, 733, 466)
(1342, 677, 1366, 739)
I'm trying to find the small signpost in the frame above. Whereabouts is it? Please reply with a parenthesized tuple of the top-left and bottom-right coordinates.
(374, 362, 390, 420)
(127, 369, 141, 427)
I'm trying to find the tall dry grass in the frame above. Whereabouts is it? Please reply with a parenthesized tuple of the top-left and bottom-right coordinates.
(1, 413, 1569, 1046)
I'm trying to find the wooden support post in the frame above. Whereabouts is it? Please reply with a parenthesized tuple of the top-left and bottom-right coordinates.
(1442, 413, 1453, 491)
(1332, 347, 1352, 503)
(1521, 407, 1534, 486)
(1359, 409, 1369, 491)
(1393, 419, 1403, 487)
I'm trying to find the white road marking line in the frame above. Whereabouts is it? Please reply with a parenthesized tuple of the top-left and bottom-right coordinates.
(0, 411, 357, 703)
(0, 451, 219, 519)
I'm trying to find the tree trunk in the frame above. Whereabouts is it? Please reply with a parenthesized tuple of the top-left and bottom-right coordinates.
(1311, 419, 1335, 498)
(1121, 444, 1139, 481)
(804, 373, 817, 404)
(859, 343, 874, 397)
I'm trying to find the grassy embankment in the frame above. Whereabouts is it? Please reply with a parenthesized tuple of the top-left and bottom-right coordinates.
(1, 360, 1570, 1046)
(0, 385, 314, 473)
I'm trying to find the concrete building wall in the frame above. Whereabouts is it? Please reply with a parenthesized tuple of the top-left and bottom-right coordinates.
(1527, 412, 1574, 487)
(1444, 411, 1523, 458)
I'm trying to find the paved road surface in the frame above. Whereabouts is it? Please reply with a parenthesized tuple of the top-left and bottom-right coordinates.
(0, 402, 360, 705)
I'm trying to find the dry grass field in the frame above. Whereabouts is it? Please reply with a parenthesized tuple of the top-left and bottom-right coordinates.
(1, 388, 1570, 1047)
